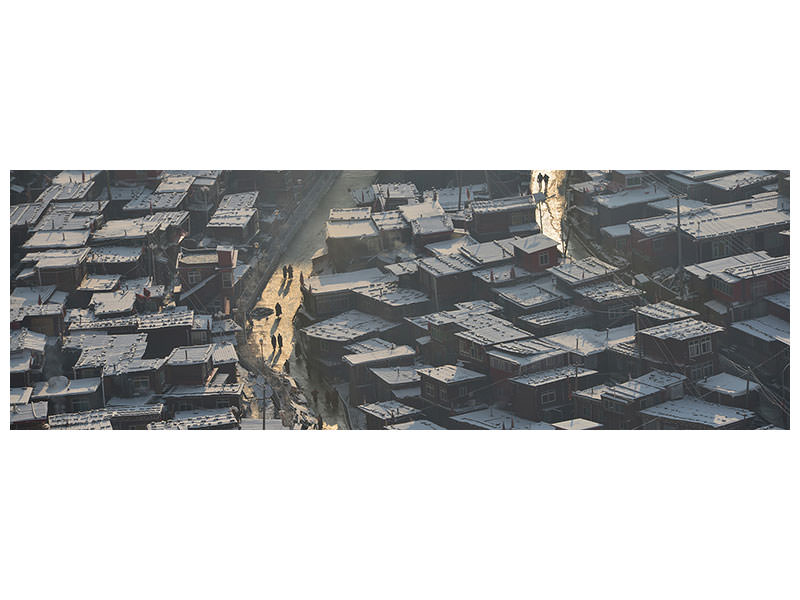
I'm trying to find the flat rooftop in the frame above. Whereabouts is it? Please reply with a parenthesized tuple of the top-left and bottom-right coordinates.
(302, 310, 397, 342)
(684, 251, 772, 281)
(697, 372, 761, 397)
(455, 322, 530, 346)
(729, 315, 790, 345)
(342, 345, 415, 367)
(640, 397, 755, 427)
(594, 183, 671, 209)
(511, 366, 596, 388)
(573, 280, 643, 303)
(493, 280, 561, 310)
(451, 407, 555, 430)
(384, 419, 445, 430)
(544, 324, 636, 356)
(510, 233, 559, 253)
(631, 301, 699, 321)
(357, 400, 421, 421)
(638, 318, 725, 341)
(471, 195, 537, 215)
(705, 170, 776, 191)
(629, 193, 789, 240)
(305, 268, 393, 295)
(548, 256, 619, 285)
(354, 281, 429, 307)
(417, 365, 485, 384)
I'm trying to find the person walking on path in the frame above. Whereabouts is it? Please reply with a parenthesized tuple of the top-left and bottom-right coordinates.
(543, 173, 550, 189)
(270, 334, 277, 352)
(287, 265, 293, 279)
(277, 333, 283, 350)
(282, 265, 287, 279)
(275, 302, 282, 318)
(537, 172, 543, 191)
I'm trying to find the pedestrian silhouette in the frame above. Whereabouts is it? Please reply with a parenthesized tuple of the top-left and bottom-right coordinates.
(282, 265, 287, 279)
(275, 302, 282, 318)
(270, 335, 277, 351)
(543, 173, 550, 187)
(288, 265, 293, 279)
(277, 333, 283, 349)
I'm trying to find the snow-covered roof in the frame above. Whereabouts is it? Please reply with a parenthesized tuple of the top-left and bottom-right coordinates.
(10, 302, 64, 322)
(10, 285, 57, 307)
(370, 365, 426, 386)
(10, 202, 51, 229)
(156, 175, 195, 194)
(32, 377, 102, 398)
(595, 370, 686, 405)
(124, 191, 186, 212)
(384, 260, 419, 276)
(473, 263, 532, 285)
(425, 234, 478, 256)
(647, 198, 709, 213)
(511, 366, 596, 388)
(211, 342, 239, 365)
(73, 333, 149, 370)
(451, 407, 555, 430)
(398, 201, 444, 222)
(305, 268, 393, 295)
(460, 238, 517, 265)
(330, 206, 372, 221)
(301, 310, 397, 342)
(493, 280, 561, 309)
(10, 401, 49, 424)
(342, 345, 415, 367)
(167, 344, 214, 366)
(454, 322, 530, 346)
(343, 337, 395, 354)
(672, 170, 739, 182)
(161, 384, 243, 399)
(218, 191, 258, 210)
(573, 280, 643, 303)
(639, 318, 725, 341)
(354, 281, 429, 307)
(48, 404, 164, 429)
(326, 217, 379, 239)
(631, 301, 699, 321)
(357, 400, 421, 421)
(704, 170, 777, 191)
(417, 365, 485, 384)
(697, 372, 760, 397)
(148, 407, 238, 430)
(485, 338, 565, 367)
(684, 251, 772, 281)
(207, 207, 257, 228)
(90, 290, 136, 316)
(594, 183, 671, 209)
(371, 210, 407, 231)
(548, 256, 619, 285)
(640, 396, 755, 427)
(551, 418, 602, 430)
(10, 387, 33, 405)
(77, 274, 121, 293)
(22, 229, 90, 249)
(600, 224, 631, 238)
(714, 255, 789, 284)
(471, 195, 537, 215)
(88, 245, 143, 264)
(764, 291, 790, 311)
(729, 315, 790, 345)
(385, 419, 445, 430)
(629, 193, 789, 240)
(544, 324, 636, 356)
(418, 253, 477, 276)
(509, 233, 559, 253)
(421, 184, 488, 212)
(37, 181, 95, 203)
(10, 328, 47, 354)
(410, 214, 454, 236)
(518, 305, 591, 328)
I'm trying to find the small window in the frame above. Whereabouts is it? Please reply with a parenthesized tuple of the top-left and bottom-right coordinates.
(539, 252, 550, 266)
(424, 382, 435, 398)
(703, 362, 714, 377)
(652, 238, 664, 252)
(221, 271, 233, 288)
(439, 388, 448, 404)
(72, 399, 90, 412)
(459, 385, 467, 397)
(187, 271, 201, 285)
(131, 376, 150, 394)
(541, 390, 557, 406)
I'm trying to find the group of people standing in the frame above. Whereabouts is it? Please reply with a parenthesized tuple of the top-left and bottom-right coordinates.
(536, 172, 550, 191)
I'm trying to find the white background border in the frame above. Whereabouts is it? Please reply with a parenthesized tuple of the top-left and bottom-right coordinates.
(3, 2, 797, 599)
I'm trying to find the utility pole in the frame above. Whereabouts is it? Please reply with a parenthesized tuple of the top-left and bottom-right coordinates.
(457, 171, 463, 211)
(676, 195, 683, 299)
(262, 384, 267, 430)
